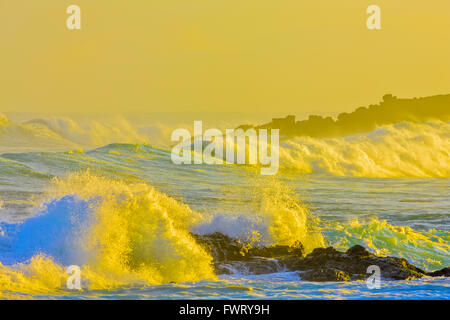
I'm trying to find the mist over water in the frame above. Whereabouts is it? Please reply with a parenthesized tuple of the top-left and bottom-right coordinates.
(1, 113, 449, 178)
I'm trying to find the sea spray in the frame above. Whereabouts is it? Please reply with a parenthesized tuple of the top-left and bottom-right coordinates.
(2, 113, 450, 179)
(253, 178, 325, 253)
(324, 218, 450, 270)
(192, 176, 325, 254)
(0, 171, 216, 295)
(0, 114, 149, 153)
(0, 170, 328, 296)
(279, 121, 450, 178)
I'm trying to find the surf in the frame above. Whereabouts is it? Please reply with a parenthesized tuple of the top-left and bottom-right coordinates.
(278, 121, 450, 178)
(0, 171, 325, 297)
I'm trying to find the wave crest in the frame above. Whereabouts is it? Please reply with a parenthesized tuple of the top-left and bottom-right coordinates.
(0, 172, 216, 293)
(0, 114, 150, 153)
(279, 121, 450, 178)
(192, 178, 325, 254)
(325, 218, 450, 270)
(0, 172, 327, 295)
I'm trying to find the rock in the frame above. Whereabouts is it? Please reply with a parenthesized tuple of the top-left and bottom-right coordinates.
(192, 232, 246, 261)
(192, 232, 448, 281)
(426, 267, 450, 277)
(301, 268, 351, 282)
(281, 245, 427, 280)
(192, 232, 304, 262)
(247, 241, 304, 258)
(346, 245, 372, 258)
(216, 258, 285, 275)
(373, 257, 424, 280)
(279, 245, 426, 280)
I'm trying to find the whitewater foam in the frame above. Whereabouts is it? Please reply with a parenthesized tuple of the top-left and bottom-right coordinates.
(0, 171, 328, 296)
(279, 121, 450, 178)
(325, 218, 450, 270)
(0, 172, 217, 295)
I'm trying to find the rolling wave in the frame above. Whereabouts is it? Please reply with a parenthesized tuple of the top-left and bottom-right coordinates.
(2, 113, 449, 178)
(0, 114, 158, 153)
(279, 121, 450, 178)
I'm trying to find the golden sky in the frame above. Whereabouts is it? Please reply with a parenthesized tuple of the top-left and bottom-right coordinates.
(1, 0, 449, 114)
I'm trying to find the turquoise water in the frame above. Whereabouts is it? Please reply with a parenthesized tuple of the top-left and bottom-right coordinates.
(0, 143, 449, 299)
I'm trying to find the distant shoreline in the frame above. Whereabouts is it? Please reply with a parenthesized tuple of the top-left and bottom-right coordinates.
(237, 94, 450, 138)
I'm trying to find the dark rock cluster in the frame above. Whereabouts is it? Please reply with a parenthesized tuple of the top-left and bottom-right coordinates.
(279, 245, 426, 281)
(193, 232, 449, 282)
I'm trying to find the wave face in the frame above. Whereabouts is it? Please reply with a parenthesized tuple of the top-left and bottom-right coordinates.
(0, 114, 170, 153)
(279, 121, 450, 178)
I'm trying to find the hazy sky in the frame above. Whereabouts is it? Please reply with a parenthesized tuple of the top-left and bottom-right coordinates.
(1, 0, 449, 115)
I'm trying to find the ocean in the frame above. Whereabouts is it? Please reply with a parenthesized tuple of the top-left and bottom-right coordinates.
(0, 115, 449, 299)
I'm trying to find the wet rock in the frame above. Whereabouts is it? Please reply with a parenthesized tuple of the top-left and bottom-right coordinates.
(247, 241, 304, 258)
(301, 268, 351, 282)
(346, 245, 372, 258)
(280, 245, 426, 280)
(216, 258, 285, 275)
(192, 232, 246, 261)
(192, 232, 304, 262)
(426, 267, 450, 277)
(192, 232, 448, 281)
(280, 245, 427, 280)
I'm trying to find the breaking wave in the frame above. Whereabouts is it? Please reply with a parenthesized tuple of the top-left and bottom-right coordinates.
(279, 121, 450, 178)
(192, 178, 325, 254)
(2, 113, 449, 178)
(325, 218, 450, 271)
(0, 172, 215, 296)
(0, 114, 175, 153)
(0, 172, 324, 297)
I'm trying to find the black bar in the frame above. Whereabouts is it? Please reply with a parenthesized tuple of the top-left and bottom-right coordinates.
(0, 300, 447, 319)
